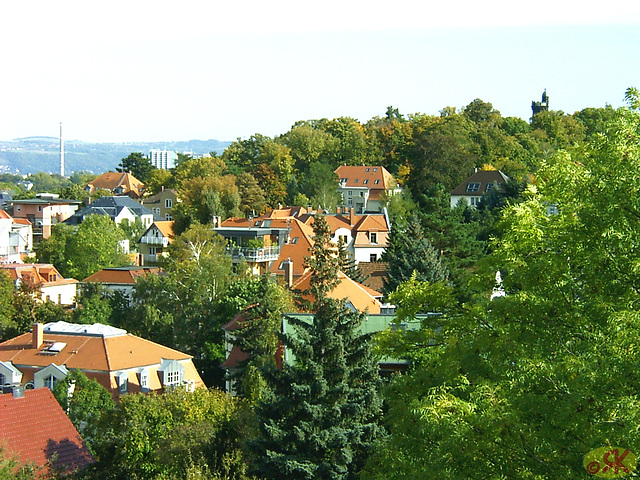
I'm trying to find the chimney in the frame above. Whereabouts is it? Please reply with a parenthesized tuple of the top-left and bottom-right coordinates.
(12, 386, 24, 398)
(283, 258, 293, 288)
(349, 208, 355, 227)
(32, 323, 43, 349)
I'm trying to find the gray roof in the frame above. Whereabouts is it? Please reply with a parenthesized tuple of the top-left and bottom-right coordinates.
(65, 196, 156, 225)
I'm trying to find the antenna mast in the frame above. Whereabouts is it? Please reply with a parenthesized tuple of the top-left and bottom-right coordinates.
(59, 122, 65, 177)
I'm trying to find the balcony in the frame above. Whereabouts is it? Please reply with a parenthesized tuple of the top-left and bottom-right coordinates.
(140, 236, 169, 247)
(226, 246, 279, 263)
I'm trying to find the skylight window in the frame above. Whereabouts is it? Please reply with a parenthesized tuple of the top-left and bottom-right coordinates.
(48, 342, 66, 353)
(466, 182, 481, 192)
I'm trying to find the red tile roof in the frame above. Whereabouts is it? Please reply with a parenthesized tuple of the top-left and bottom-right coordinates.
(83, 266, 162, 284)
(0, 388, 94, 476)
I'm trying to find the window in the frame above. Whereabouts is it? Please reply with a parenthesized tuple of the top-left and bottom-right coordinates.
(37, 205, 42, 212)
(140, 370, 149, 390)
(165, 198, 173, 208)
(44, 375, 58, 390)
(373, 168, 378, 172)
(149, 247, 157, 255)
(338, 235, 348, 245)
(347, 199, 352, 205)
(370, 232, 378, 244)
(374, 179, 380, 185)
(166, 370, 181, 385)
(165, 214, 172, 221)
(365, 168, 370, 172)
(340, 178, 347, 183)
(466, 182, 481, 192)
(363, 179, 369, 184)
(154, 208, 161, 215)
(348, 191, 353, 196)
(0, 373, 5, 386)
(118, 372, 128, 394)
(16, 206, 20, 212)
(470, 197, 480, 207)
(370, 253, 378, 262)
(354, 179, 359, 184)
(486, 183, 495, 191)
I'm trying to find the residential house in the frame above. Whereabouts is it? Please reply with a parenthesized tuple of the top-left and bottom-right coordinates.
(216, 206, 389, 283)
(0, 264, 78, 306)
(0, 210, 33, 262)
(312, 208, 390, 263)
(82, 266, 162, 301)
(65, 196, 156, 229)
(0, 321, 206, 400)
(221, 269, 384, 393)
(84, 171, 145, 199)
(222, 309, 431, 393)
(215, 213, 314, 279)
(141, 188, 178, 221)
(335, 165, 400, 213)
(0, 388, 95, 477)
(8, 193, 82, 242)
(450, 169, 509, 209)
(138, 221, 174, 266)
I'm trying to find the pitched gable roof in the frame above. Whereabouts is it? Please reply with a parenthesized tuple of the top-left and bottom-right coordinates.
(86, 172, 145, 198)
(292, 270, 382, 314)
(66, 196, 155, 225)
(0, 388, 94, 475)
(0, 264, 76, 287)
(335, 166, 396, 197)
(82, 266, 162, 284)
(450, 169, 509, 196)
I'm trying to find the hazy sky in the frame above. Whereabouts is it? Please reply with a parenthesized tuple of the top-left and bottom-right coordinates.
(1, 1, 639, 143)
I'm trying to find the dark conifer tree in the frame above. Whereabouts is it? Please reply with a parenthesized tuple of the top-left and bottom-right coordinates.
(382, 214, 449, 295)
(249, 215, 384, 480)
(337, 237, 369, 284)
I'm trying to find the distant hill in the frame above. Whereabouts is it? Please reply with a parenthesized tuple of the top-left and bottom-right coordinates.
(0, 138, 232, 175)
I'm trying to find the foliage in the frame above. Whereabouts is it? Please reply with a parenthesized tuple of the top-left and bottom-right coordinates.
(118, 218, 146, 253)
(116, 152, 155, 183)
(249, 215, 384, 479)
(36, 217, 130, 280)
(382, 214, 449, 296)
(228, 276, 294, 401)
(52, 370, 115, 454)
(364, 101, 640, 479)
(64, 215, 130, 280)
(86, 388, 256, 480)
(0, 445, 39, 480)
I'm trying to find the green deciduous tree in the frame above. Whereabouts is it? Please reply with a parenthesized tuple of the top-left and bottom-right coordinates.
(87, 388, 255, 480)
(364, 99, 640, 479)
(52, 370, 115, 454)
(249, 215, 384, 480)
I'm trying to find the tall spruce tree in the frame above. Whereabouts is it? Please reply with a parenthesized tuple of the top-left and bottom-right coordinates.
(382, 214, 449, 295)
(249, 215, 384, 480)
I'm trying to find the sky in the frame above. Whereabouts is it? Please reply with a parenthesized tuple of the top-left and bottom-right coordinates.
(1, 1, 639, 143)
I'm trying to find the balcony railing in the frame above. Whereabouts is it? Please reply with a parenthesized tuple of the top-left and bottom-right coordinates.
(140, 236, 169, 247)
(226, 246, 280, 263)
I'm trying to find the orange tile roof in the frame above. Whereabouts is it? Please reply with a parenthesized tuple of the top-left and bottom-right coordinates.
(0, 264, 76, 286)
(292, 270, 382, 314)
(335, 165, 395, 190)
(0, 323, 204, 397)
(269, 218, 315, 278)
(86, 172, 145, 197)
(153, 220, 174, 239)
(0, 210, 13, 220)
(83, 266, 162, 284)
(0, 388, 94, 476)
